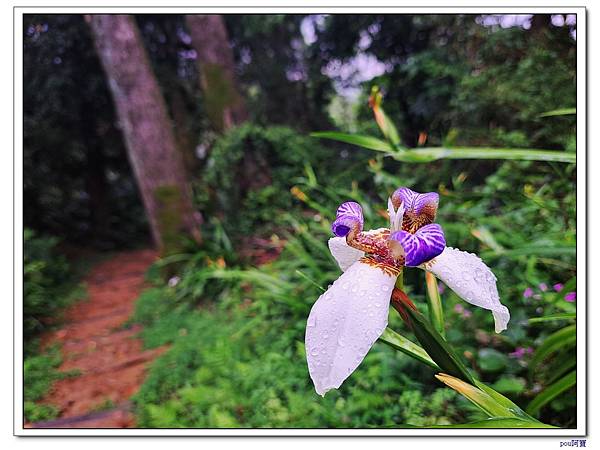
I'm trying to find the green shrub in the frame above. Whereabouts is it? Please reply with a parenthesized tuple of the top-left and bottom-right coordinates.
(24, 229, 74, 343)
(196, 123, 369, 240)
(133, 149, 575, 427)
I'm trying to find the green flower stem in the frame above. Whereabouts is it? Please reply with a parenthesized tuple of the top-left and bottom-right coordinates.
(425, 272, 445, 337)
(394, 271, 404, 290)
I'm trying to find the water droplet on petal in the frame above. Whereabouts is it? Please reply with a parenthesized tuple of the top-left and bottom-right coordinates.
(307, 316, 316, 327)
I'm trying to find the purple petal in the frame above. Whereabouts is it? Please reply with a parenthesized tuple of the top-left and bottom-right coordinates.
(389, 223, 446, 266)
(391, 187, 439, 232)
(564, 292, 576, 302)
(523, 287, 533, 298)
(336, 201, 363, 219)
(553, 283, 564, 292)
(331, 201, 364, 237)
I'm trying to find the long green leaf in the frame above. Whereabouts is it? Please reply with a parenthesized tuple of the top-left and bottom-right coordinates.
(539, 108, 576, 117)
(313, 132, 576, 163)
(379, 327, 439, 370)
(404, 307, 475, 384)
(546, 354, 576, 385)
(526, 370, 576, 416)
(528, 313, 576, 324)
(529, 325, 576, 376)
(435, 373, 518, 418)
(392, 147, 576, 163)
(310, 132, 395, 152)
(474, 380, 541, 423)
(425, 273, 445, 337)
(429, 418, 556, 428)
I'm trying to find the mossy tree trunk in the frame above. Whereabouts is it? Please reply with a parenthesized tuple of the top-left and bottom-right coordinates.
(87, 14, 201, 253)
(185, 14, 248, 132)
(186, 14, 272, 192)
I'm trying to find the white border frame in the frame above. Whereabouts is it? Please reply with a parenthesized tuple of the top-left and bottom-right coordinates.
(13, 5, 587, 437)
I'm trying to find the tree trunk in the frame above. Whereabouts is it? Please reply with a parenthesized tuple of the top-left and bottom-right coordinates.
(86, 14, 201, 252)
(185, 14, 248, 132)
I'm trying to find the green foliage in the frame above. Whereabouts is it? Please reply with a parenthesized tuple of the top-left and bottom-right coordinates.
(132, 274, 467, 427)
(133, 125, 575, 426)
(24, 229, 89, 423)
(527, 371, 576, 417)
(197, 123, 362, 241)
(24, 345, 82, 423)
(24, 12, 577, 429)
(478, 348, 509, 373)
(24, 229, 84, 344)
(23, 345, 62, 423)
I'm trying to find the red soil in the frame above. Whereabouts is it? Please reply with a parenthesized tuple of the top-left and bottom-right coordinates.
(30, 249, 166, 428)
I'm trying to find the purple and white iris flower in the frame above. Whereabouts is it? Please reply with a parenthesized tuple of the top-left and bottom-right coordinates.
(305, 187, 510, 396)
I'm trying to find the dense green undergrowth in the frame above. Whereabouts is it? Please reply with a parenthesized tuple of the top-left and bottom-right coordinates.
(23, 230, 87, 423)
(132, 124, 576, 427)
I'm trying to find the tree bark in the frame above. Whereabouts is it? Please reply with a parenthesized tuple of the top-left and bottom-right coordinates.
(185, 14, 248, 132)
(86, 14, 201, 252)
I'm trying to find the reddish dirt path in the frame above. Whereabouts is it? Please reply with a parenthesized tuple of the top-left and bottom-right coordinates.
(31, 249, 166, 428)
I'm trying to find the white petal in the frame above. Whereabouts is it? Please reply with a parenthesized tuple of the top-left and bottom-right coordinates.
(387, 198, 404, 232)
(328, 237, 364, 272)
(421, 247, 510, 333)
(305, 261, 397, 396)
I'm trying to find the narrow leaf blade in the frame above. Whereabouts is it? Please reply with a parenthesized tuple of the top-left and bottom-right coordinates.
(310, 131, 395, 152)
(425, 272, 445, 337)
(435, 373, 516, 418)
(404, 306, 475, 384)
(539, 108, 576, 117)
(379, 327, 439, 370)
(528, 313, 576, 324)
(429, 418, 556, 428)
(529, 325, 576, 376)
(393, 147, 576, 164)
(526, 371, 576, 416)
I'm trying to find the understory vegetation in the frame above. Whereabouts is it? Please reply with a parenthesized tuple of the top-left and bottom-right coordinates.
(23, 230, 87, 423)
(23, 13, 577, 428)
(131, 119, 576, 428)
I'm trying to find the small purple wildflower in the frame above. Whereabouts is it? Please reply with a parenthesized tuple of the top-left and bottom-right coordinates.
(523, 287, 534, 298)
(453, 303, 472, 318)
(438, 283, 446, 294)
(553, 283, 564, 292)
(509, 346, 534, 359)
(539, 283, 548, 292)
(564, 292, 576, 302)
